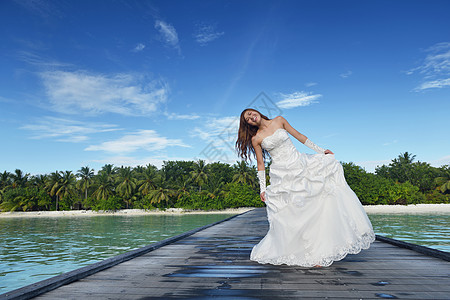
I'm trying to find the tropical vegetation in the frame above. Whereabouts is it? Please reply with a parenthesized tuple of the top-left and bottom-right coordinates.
(0, 160, 262, 212)
(0, 153, 448, 212)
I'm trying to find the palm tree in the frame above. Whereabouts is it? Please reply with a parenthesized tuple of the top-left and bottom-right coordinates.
(147, 175, 174, 205)
(46, 171, 62, 211)
(138, 166, 158, 196)
(190, 160, 208, 192)
(76, 166, 94, 206)
(0, 195, 21, 212)
(205, 175, 227, 199)
(11, 169, 29, 188)
(132, 165, 145, 181)
(175, 174, 192, 200)
(92, 172, 114, 201)
(100, 164, 117, 179)
(54, 171, 77, 209)
(232, 160, 256, 187)
(435, 165, 450, 193)
(390, 152, 416, 183)
(0, 171, 11, 189)
(18, 194, 36, 212)
(117, 166, 137, 208)
(0, 171, 11, 203)
(30, 174, 47, 187)
(398, 152, 416, 165)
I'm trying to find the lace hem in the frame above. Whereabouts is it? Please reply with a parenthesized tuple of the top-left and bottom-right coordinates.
(250, 231, 375, 267)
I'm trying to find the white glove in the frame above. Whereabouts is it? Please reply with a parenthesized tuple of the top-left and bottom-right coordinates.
(304, 138, 325, 154)
(257, 170, 266, 194)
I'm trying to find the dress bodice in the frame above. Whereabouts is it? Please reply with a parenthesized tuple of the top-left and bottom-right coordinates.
(261, 128, 298, 163)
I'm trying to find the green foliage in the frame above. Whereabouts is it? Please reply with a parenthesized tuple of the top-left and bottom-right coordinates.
(375, 152, 441, 192)
(133, 196, 156, 210)
(162, 160, 194, 189)
(116, 166, 137, 208)
(0, 188, 24, 211)
(175, 192, 219, 210)
(0, 152, 447, 212)
(424, 190, 450, 204)
(190, 160, 208, 192)
(93, 196, 124, 211)
(381, 181, 425, 205)
(232, 160, 256, 188)
(434, 165, 450, 194)
(223, 182, 263, 208)
(0, 186, 51, 211)
(76, 166, 94, 205)
(342, 162, 426, 205)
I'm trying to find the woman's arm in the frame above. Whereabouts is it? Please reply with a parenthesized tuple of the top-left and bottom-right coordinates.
(279, 116, 308, 143)
(252, 136, 265, 171)
(279, 116, 334, 155)
(252, 137, 267, 202)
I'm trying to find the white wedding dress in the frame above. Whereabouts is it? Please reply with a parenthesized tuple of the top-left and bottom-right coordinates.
(250, 128, 375, 267)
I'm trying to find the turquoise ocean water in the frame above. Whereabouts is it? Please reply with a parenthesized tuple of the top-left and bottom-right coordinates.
(0, 212, 449, 294)
(0, 213, 234, 294)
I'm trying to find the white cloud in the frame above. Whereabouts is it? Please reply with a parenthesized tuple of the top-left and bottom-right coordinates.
(305, 82, 318, 87)
(276, 91, 321, 109)
(191, 116, 239, 142)
(165, 112, 200, 120)
(430, 155, 450, 167)
(194, 24, 224, 46)
(410, 42, 450, 77)
(40, 70, 169, 116)
(132, 43, 146, 52)
(91, 155, 195, 169)
(340, 71, 352, 78)
(85, 129, 190, 154)
(18, 51, 72, 68)
(355, 160, 391, 173)
(414, 78, 450, 91)
(190, 116, 241, 164)
(155, 20, 180, 51)
(21, 117, 120, 142)
(409, 42, 450, 91)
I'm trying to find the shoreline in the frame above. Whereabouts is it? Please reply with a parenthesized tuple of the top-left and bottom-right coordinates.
(0, 204, 449, 218)
(363, 203, 450, 214)
(0, 207, 255, 218)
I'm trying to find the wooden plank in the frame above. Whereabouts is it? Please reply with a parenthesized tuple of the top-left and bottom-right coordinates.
(3, 208, 449, 300)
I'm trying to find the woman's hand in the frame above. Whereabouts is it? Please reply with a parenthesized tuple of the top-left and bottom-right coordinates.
(324, 149, 334, 155)
(260, 191, 266, 202)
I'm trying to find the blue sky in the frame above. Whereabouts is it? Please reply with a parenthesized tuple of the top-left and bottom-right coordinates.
(1, 0, 449, 175)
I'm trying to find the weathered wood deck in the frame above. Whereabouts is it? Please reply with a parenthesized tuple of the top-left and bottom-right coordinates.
(6, 208, 450, 299)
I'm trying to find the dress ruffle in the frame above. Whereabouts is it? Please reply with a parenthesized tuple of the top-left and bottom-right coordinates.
(250, 129, 375, 267)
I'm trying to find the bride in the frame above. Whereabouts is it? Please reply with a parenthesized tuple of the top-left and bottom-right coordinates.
(235, 108, 375, 267)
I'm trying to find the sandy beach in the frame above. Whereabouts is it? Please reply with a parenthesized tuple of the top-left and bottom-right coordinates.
(0, 207, 255, 218)
(1, 204, 449, 218)
(363, 203, 450, 214)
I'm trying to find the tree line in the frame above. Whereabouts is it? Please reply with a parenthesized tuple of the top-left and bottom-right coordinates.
(0, 160, 263, 212)
(343, 152, 449, 205)
(0, 152, 448, 212)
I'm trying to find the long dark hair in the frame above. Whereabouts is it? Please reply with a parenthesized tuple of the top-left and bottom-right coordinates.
(235, 108, 271, 162)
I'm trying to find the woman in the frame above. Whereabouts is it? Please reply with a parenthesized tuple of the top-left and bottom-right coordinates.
(235, 108, 375, 267)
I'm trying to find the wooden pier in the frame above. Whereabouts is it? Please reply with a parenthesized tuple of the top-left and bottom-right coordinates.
(3, 208, 450, 299)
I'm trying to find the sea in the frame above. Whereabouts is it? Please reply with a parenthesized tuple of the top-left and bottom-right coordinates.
(0, 212, 449, 294)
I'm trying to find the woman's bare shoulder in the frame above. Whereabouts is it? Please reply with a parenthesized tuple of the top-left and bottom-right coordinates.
(274, 115, 287, 121)
(273, 115, 287, 126)
(252, 133, 265, 147)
